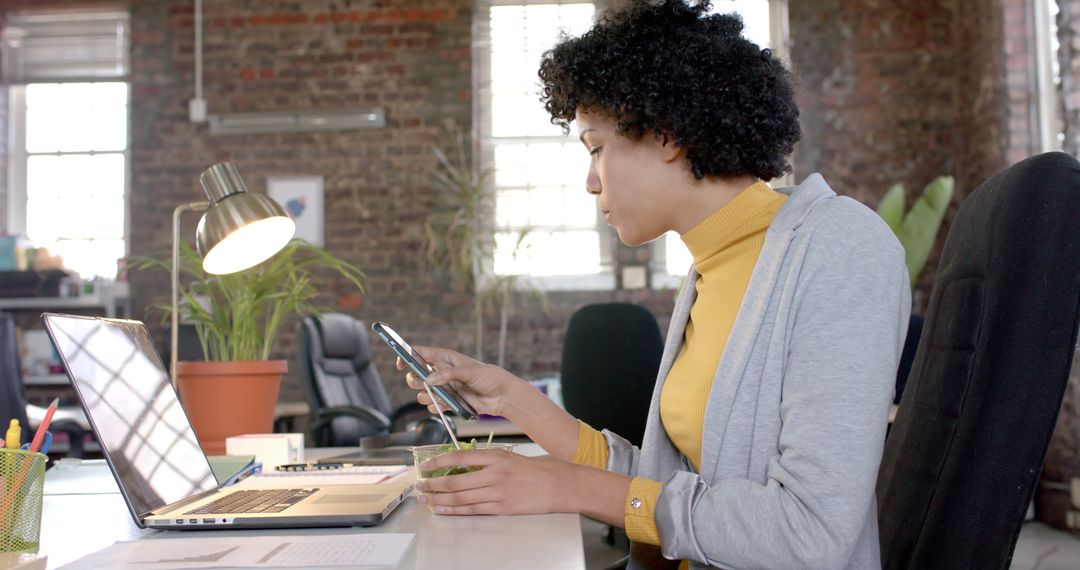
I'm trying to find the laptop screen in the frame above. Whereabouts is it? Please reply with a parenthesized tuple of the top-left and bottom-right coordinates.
(42, 314, 218, 517)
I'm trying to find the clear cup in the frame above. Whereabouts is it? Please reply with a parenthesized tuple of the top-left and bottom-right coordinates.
(410, 442, 515, 480)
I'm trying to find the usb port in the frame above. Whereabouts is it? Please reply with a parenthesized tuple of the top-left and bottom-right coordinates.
(202, 518, 215, 524)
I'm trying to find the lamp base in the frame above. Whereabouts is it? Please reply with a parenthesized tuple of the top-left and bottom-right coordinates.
(175, 360, 285, 455)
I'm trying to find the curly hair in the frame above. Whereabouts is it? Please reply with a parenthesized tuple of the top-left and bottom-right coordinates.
(538, 0, 801, 181)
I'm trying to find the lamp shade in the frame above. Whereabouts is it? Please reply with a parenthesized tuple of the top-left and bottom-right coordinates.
(194, 163, 295, 275)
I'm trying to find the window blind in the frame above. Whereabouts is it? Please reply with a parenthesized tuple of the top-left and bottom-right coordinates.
(2, 10, 129, 84)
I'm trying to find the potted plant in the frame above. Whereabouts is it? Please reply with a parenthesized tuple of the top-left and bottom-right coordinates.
(424, 134, 495, 359)
(136, 239, 364, 454)
(876, 175, 955, 287)
(424, 132, 550, 365)
(477, 228, 548, 368)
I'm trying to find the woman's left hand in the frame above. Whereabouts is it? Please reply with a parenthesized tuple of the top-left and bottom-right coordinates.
(414, 450, 574, 516)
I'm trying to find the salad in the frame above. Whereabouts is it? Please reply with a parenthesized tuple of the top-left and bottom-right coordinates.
(420, 440, 483, 478)
(414, 434, 511, 479)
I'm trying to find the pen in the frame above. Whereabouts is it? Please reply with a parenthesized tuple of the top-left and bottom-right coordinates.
(5, 419, 20, 448)
(41, 432, 53, 455)
(29, 398, 59, 452)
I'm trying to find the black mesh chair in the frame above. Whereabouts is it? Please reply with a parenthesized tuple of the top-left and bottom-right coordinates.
(877, 152, 1080, 569)
(560, 303, 664, 448)
(297, 313, 426, 447)
(560, 302, 664, 565)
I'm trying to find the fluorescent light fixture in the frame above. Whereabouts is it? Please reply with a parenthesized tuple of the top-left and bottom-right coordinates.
(1, 10, 130, 83)
(207, 108, 386, 135)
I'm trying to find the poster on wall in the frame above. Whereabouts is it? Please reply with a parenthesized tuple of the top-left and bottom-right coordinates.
(267, 176, 324, 247)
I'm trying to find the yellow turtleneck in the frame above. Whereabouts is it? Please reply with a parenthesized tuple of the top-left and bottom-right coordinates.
(661, 180, 786, 472)
(570, 180, 786, 549)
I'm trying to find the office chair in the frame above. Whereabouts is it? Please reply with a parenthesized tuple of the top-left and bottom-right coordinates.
(297, 313, 428, 447)
(561, 302, 664, 567)
(876, 152, 1080, 569)
(0, 312, 90, 456)
(560, 303, 664, 448)
(0, 312, 30, 439)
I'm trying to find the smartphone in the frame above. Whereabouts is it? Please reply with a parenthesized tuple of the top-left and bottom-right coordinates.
(371, 321, 478, 420)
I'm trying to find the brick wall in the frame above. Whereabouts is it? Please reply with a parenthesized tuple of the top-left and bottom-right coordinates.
(789, 0, 1012, 310)
(954, 0, 1011, 194)
(122, 0, 482, 406)
(790, 0, 959, 206)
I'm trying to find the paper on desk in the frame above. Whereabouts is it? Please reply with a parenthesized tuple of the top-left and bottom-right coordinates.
(232, 465, 408, 488)
(58, 533, 415, 569)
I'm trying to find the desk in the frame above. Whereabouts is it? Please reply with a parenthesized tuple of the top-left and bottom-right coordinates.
(38, 446, 585, 569)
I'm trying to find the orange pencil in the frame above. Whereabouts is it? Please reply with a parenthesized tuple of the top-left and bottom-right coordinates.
(29, 398, 58, 453)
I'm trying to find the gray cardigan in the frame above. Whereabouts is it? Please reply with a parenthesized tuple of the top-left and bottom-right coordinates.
(607, 174, 910, 570)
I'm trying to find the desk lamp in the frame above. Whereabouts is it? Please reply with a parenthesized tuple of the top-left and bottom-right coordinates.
(170, 162, 295, 381)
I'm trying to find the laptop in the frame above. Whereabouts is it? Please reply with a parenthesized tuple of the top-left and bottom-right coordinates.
(41, 313, 413, 530)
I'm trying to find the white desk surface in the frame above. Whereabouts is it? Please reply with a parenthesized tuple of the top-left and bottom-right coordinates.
(39, 445, 584, 570)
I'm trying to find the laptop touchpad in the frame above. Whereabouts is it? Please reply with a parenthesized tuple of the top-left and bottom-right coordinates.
(315, 494, 387, 504)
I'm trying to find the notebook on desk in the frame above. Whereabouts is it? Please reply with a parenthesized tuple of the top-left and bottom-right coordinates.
(41, 313, 413, 530)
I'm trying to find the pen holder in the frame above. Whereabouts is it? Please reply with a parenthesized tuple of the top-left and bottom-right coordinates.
(0, 449, 46, 553)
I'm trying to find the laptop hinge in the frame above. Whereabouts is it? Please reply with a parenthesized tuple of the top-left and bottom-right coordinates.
(146, 489, 219, 518)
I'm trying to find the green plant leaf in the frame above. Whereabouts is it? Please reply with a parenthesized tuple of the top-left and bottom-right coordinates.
(876, 183, 906, 234)
(132, 239, 364, 362)
(424, 137, 494, 294)
(895, 176, 954, 287)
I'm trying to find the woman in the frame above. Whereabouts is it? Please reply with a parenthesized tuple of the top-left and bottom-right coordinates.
(404, 1, 909, 568)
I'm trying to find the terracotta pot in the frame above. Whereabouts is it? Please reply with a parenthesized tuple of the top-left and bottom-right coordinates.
(176, 360, 285, 455)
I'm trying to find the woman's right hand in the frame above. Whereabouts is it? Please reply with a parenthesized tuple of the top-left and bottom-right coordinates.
(397, 347, 523, 418)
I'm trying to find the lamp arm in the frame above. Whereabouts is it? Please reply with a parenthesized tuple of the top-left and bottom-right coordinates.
(172, 201, 211, 385)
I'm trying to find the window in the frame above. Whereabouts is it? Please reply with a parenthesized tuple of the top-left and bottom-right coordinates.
(477, 1, 606, 290)
(1035, 0, 1063, 151)
(4, 10, 129, 280)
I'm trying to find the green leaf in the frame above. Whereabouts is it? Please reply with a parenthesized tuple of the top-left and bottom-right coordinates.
(132, 239, 365, 362)
(876, 183, 906, 234)
(424, 136, 494, 295)
(895, 176, 954, 287)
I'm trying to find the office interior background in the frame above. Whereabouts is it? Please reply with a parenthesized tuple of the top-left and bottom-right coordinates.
(0, 0, 1077, 538)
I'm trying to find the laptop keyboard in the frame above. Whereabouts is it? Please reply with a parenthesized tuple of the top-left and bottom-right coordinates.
(184, 488, 318, 515)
